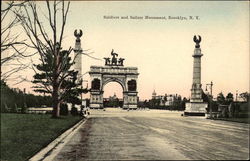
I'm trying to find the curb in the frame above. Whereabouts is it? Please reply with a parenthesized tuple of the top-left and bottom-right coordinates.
(29, 118, 87, 161)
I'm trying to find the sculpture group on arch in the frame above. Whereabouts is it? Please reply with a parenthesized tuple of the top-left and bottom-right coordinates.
(104, 49, 125, 66)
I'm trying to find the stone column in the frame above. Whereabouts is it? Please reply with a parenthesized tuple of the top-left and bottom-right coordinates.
(73, 29, 83, 110)
(184, 35, 207, 116)
(73, 29, 83, 81)
(191, 48, 203, 103)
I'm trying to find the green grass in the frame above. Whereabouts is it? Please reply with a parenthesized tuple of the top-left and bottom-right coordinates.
(1, 113, 83, 161)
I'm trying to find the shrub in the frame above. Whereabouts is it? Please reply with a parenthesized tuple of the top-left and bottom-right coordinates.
(70, 106, 79, 116)
(222, 107, 229, 118)
(1, 103, 9, 113)
(21, 103, 28, 114)
(10, 104, 18, 113)
(60, 103, 69, 116)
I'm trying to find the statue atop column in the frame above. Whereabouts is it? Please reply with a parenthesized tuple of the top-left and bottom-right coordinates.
(74, 29, 83, 42)
(73, 29, 83, 82)
(103, 49, 125, 66)
(193, 35, 201, 48)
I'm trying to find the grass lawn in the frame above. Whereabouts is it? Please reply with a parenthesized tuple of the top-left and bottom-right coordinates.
(1, 113, 83, 161)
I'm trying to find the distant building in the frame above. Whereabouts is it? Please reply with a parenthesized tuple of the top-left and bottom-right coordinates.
(103, 93, 123, 107)
(164, 94, 175, 106)
(151, 90, 177, 106)
(152, 90, 157, 99)
(152, 90, 163, 100)
(109, 93, 117, 101)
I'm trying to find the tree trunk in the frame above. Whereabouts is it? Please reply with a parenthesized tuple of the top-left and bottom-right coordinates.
(52, 84, 60, 118)
(52, 47, 61, 118)
(52, 58, 60, 118)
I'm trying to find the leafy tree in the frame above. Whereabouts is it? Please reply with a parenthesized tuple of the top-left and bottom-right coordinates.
(149, 98, 160, 109)
(21, 103, 27, 114)
(226, 92, 234, 104)
(32, 50, 87, 117)
(239, 92, 249, 102)
(173, 95, 182, 110)
(202, 90, 209, 103)
(163, 96, 167, 102)
(2, 103, 10, 113)
(10, 104, 18, 113)
(70, 106, 79, 116)
(217, 92, 225, 105)
(1, 79, 53, 113)
(118, 100, 123, 108)
(181, 97, 188, 111)
(106, 98, 120, 107)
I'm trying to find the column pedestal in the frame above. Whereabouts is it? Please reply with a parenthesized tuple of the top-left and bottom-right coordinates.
(184, 102, 207, 116)
(123, 91, 138, 109)
(89, 90, 103, 109)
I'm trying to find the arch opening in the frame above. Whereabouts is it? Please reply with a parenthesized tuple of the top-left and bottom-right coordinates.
(103, 82, 123, 108)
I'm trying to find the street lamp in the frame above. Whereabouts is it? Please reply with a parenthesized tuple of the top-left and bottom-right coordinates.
(236, 90, 238, 102)
(205, 81, 213, 118)
(205, 81, 213, 96)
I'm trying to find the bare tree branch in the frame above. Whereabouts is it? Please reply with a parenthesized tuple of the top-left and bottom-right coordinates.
(1, 1, 35, 81)
(82, 52, 102, 61)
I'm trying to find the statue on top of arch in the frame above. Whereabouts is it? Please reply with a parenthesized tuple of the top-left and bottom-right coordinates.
(104, 49, 125, 66)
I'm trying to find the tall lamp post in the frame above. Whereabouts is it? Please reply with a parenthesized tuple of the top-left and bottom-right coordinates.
(236, 90, 238, 102)
(205, 81, 213, 118)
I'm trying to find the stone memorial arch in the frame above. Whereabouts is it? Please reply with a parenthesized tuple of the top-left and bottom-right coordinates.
(89, 50, 139, 109)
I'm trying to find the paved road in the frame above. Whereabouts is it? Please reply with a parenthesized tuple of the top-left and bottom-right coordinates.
(54, 108, 249, 160)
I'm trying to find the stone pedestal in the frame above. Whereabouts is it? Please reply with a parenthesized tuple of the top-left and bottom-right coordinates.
(184, 102, 207, 116)
(90, 90, 103, 109)
(123, 91, 138, 109)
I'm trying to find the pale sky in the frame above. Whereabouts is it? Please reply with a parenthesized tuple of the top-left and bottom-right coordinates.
(3, 1, 249, 100)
